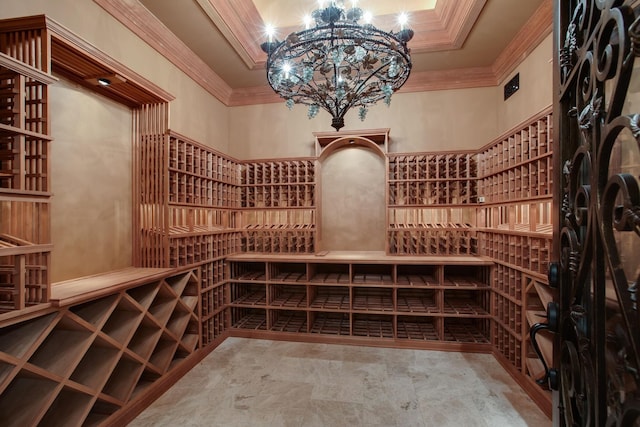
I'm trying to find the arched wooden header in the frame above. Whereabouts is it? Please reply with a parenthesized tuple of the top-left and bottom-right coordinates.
(313, 128, 389, 159)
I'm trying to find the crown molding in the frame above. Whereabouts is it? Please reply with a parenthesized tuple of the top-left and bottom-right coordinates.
(195, 0, 265, 70)
(205, 0, 487, 70)
(227, 66, 499, 107)
(228, 85, 281, 107)
(95, 0, 551, 108)
(440, 0, 487, 51)
(94, 0, 233, 104)
(400, 67, 497, 93)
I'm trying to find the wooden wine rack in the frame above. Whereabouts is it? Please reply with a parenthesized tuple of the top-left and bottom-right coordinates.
(137, 131, 241, 347)
(240, 159, 316, 254)
(387, 152, 477, 256)
(477, 112, 553, 203)
(227, 253, 492, 350)
(476, 107, 554, 411)
(0, 267, 200, 427)
(0, 25, 555, 419)
(168, 135, 240, 207)
(0, 33, 55, 313)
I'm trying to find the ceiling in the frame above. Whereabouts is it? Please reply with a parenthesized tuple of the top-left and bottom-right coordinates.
(94, 0, 551, 106)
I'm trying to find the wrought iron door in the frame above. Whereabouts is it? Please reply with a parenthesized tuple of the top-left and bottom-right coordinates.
(552, 0, 640, 425)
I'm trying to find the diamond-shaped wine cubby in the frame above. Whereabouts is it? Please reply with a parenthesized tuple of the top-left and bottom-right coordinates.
(0, 267, 201, 426)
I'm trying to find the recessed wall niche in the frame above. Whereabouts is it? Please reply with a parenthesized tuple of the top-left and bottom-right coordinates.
(319, 142, 386, 251)
(50, 76, 133, 281)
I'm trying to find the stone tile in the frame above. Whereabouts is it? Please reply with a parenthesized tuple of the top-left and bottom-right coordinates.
(300, 399, 364, 427)
(130, 338, 549, 426)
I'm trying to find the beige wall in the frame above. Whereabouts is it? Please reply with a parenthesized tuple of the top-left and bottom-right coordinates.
(229, 87, 499, 160)
(50, 78, 132, 281)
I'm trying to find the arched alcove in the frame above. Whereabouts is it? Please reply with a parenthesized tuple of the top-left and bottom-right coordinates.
(318, 137, 386, 251)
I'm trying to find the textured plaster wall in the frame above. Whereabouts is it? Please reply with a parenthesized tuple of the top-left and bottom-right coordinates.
(228, 86, 498, 160)
(319, 147, 386, 251)
(50, 78, 132, 281)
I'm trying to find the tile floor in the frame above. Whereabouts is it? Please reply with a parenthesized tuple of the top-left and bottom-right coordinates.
(131, 338, 551, 426)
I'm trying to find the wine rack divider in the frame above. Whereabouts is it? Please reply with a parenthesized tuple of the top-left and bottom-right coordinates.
(240, 158, 316, 254)
(0, 267, 202, 427)
(386, 151, 478, 256)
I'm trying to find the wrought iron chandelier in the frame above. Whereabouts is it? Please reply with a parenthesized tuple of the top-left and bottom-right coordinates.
(260, 1, 414, 131)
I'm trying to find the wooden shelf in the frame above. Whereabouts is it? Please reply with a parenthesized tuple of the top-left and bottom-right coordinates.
(0, 372, 59, 426)
(477, 231, 551, 277)
(443, 318, 490, 343)
(269, 310, 307, 333)
(269, 284, 307, 308)
(27, 315, 93, 378)
(309, 286, 350, 310)
(309, 312, 351, 335)
(397, 289, 438, 313)
(227, 255, 492, 347)
(397, 316, 439, 340)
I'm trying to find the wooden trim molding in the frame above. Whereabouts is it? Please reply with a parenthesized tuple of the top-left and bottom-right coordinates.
(228, 84, 280, 106)
(405, 0, 488, 53)
(317, 136, 387, 162)
(0, 52, 58, 84)
(210, 0, 487, 65)
(400, 67, 497, 93)
(93, 0, 231, 104)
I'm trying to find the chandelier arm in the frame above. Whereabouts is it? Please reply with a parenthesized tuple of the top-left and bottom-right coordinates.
(336, 61, 395, 118)
(299, 80, 338, 115)
(279, 79, 339, 118)
(353, 52, 410, 94)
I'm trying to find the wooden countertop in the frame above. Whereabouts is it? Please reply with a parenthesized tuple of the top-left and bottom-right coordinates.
(226, 251, 494, 265)
(50, 267, 172, 307)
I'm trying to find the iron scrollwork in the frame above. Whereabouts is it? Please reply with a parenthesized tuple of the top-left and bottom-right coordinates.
(557, 0, 640, 425)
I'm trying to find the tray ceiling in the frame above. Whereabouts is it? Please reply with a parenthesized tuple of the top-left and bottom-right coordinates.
(94, 0, 551, 106)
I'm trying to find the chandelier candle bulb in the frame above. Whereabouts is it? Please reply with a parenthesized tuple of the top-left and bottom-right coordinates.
(399, 13, 408, 31)
(260, 1, 413, 131)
